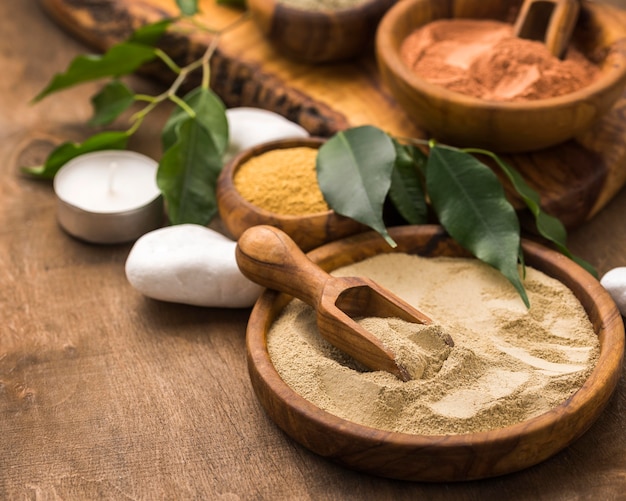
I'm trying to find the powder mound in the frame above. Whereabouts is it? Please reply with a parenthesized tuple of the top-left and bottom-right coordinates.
(267, 253, 600, 435)
(400, 19, 599, 102)
(233, 147, 329, 216)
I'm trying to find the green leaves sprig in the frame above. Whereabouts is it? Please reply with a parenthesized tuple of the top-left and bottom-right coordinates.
(24, 0, 244, 226)
(317, 126, 595, 307)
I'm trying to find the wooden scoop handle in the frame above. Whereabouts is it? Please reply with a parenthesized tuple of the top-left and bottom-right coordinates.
(235, 225, 330, 308)
(514, 0, 580, 58)
(236, 225, 414, 381)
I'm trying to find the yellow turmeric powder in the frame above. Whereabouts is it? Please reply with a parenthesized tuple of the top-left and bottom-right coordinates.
(233, 147, 330, 216)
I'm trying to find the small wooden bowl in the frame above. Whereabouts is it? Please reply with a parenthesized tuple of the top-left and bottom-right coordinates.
(247, 0, 397, 63)
(375, 0, 626, 153)
(246, 225, 624, 481)
(216, 137, 365, 251)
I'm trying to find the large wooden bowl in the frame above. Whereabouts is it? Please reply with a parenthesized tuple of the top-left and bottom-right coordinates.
(245, 225, 624, 481)
(375, 0, 626, 153)
(248, 0, 397, 63)
(216, 137, 365, 251)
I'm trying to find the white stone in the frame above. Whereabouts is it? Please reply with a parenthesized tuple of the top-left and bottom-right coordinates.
(600, 267, 626, 316)
(125, 224, 263, 308)
(224, 107, 309, 163)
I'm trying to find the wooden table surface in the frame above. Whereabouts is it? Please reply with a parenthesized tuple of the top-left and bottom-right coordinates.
(2, 1, 626, 499)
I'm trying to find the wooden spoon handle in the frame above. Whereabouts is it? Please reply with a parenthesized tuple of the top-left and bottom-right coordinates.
(235, 225, 329, 307)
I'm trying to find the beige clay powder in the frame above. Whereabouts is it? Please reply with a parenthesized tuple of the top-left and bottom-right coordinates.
(267, 253, 600, 435)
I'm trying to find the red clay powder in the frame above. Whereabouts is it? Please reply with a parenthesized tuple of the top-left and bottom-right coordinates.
(400, 19, 599, 101)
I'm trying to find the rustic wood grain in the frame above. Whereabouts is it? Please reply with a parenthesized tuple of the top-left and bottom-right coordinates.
(36, 0, 626, 229)
(2, 0, 626, 499)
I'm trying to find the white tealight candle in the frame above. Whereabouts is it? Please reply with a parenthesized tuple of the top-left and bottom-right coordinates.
(53, 150, 163, 244)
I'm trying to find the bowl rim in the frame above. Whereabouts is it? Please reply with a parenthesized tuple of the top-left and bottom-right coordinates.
(220, 136, 334, 222)
(375, 0, 626, 111)
(246, 224, 625, 480)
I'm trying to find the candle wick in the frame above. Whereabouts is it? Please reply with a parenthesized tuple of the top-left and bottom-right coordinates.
(108, 161, 118, 195)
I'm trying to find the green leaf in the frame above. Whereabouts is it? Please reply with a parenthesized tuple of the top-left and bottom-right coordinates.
(161, 87, 228, 153)
(466, 149, 597, 278)
(317, 125, 397, 247)
(129, 19, 174, 46)
(426, 145, 529, 307)
(157, 117, 223, 225)
(388, 140, 428, 225)
(33, 43, 157, 102)
(21, 131, 129, 179)
(176, 0, 199, 16)
(89, 80, 135, 126)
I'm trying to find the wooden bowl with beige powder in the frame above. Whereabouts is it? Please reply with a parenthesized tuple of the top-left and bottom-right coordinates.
(216, 137, 365, 251)
(244, 225, 624, 481)
(375, 0, 626, 153)
(247, 0, 396, 63)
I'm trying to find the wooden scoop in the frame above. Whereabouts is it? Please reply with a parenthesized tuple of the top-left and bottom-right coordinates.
(513, 0, 580, 59)
(235, 225, 439, 382)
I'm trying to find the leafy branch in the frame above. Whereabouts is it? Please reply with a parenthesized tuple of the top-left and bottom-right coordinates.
(24, 0, 248, 226)
(317, 126, 596, 307)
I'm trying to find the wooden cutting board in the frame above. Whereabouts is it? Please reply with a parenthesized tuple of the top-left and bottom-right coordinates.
(38, 0, 626, 229)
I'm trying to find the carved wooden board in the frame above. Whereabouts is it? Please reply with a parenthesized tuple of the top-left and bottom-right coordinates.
(38, 0, 626, 229)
